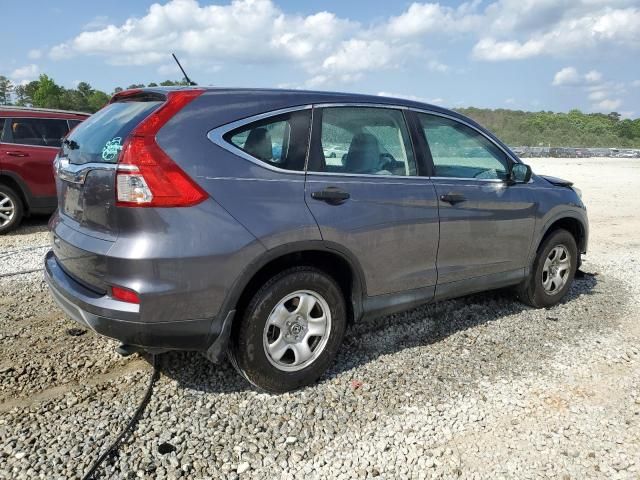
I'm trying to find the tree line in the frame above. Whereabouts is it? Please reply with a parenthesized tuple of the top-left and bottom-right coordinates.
(0, 74, 190, 114)
(456, 107, 640, 148)
(1, 73, 639, 148)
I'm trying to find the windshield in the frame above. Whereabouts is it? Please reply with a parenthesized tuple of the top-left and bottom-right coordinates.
(62, 100, 162, 165)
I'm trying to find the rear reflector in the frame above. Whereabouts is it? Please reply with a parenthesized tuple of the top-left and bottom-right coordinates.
(115, 89, 208, 208)
(111, 286, 140, 304)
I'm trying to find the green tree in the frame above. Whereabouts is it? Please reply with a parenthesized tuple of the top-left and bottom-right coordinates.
(0, 76, 14, 105)
(32, 74, 63, 109)
(87, 90, 110, 112)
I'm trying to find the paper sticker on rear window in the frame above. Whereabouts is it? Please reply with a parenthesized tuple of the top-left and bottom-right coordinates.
(102, 137, 123, 161)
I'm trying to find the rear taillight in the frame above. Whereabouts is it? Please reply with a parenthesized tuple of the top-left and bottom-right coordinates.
(115, 89, 208, 207)
(111, 286, 140, 304)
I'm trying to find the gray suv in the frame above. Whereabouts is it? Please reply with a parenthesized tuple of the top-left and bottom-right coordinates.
(45, 88, 588, 392)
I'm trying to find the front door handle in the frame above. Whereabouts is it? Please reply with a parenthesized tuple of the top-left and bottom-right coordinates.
(6, 151, 29, 157)
(311, 187, 350, 205)
(440, 192, 466, 205)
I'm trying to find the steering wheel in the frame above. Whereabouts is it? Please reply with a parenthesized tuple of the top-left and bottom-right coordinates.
(379, 152, 396, 170)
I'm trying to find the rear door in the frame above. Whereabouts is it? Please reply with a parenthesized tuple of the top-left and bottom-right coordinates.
(305, 105, 439, 298)
(1, 117, 69, 200)
(414, 112, 536, 287)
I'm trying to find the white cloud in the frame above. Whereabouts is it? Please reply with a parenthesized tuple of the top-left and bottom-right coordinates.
(596, 98, 622, 111)
(473, 6, 640, 61)
(386, 2, 481, 37)
(552, 67, 607, 87)
(584, 70, 603, 83)
(551, 66, 629, 112)
(83, 15, 110, 31)
(45, 0, 640, 89)
(11, 64, 39, 81)
(322, 39, 397, 74)
(552, 67, 581, 86)
(427, 60, 449, 72)
(27, 49, 42, 60)
(631, 80, 640, 87)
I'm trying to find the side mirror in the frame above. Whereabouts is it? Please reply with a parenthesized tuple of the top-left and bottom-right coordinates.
(509, 163, 532, 184)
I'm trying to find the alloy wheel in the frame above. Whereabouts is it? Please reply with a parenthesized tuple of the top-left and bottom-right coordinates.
(542, 245, 571, 295)
(0, 193, 15, 227)
(263, 290, 332, 372)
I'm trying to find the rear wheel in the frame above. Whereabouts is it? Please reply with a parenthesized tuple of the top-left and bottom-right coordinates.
(517, 229, 577, 308)
(229, 267, 346, 393)
(0, 185, 23, 235)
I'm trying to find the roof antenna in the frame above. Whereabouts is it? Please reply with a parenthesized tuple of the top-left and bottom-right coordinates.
(172, 53, 197, 86)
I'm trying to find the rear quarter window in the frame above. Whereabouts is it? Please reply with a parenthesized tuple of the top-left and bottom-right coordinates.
(62, 100, 162, 165)
(222, 110, 311, 171)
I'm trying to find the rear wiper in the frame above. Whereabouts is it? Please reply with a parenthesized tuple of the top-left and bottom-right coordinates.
(63, 138, 79, 150)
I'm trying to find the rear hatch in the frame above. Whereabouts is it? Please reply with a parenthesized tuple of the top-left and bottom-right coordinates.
(53, 92, 165, 290)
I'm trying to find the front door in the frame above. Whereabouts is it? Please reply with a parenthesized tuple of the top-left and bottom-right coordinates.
(304, 106, 439, 298)
(414, 112, 537, 287)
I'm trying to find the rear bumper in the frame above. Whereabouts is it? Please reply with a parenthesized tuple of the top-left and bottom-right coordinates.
(44, 250, 217, 351)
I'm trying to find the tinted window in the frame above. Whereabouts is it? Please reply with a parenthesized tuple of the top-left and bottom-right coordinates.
(225, 110, 311, 171)
(62, 100, 161, 165)
(10, 118, 69, 148)
(312, 107, 416, 176)
(418, 114, 509, 179)
(68, 119, 82, 131)
(0, 118, 6, 141)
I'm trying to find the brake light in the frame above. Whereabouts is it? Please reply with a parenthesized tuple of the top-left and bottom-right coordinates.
(115, 89, 208, 207)
(111, 286, 140, 304)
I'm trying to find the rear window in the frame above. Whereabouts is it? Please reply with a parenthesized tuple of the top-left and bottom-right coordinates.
(62, 100, 162, 165)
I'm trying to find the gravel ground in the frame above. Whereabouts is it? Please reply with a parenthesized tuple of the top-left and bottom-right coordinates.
(1, 157, 639, 479)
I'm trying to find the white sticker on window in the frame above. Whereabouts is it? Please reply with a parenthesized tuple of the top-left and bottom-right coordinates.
(102, 137, 123, 161)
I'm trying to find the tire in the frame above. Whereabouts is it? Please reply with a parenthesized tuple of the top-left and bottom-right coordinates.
(0, 185, 24, 235)
(517, 228, 578, 308)
(229, 267, 347, 393)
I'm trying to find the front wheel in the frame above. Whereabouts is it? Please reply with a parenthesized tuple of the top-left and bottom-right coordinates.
(517, 229, 578, 308)
(229, 267, 346, 393)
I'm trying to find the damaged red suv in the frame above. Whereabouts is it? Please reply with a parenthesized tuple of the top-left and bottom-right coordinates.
(0, 107, 88, 233)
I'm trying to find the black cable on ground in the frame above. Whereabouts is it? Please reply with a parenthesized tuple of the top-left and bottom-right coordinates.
(0, 244, 50, 258)
(0, 268, 43, 278)
(82, 354, 160, 480)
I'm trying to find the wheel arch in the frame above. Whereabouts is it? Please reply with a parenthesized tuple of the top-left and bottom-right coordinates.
(226, 241, 366, 330)
(537, 215, 587, 255)
(0, 172, 31, 214)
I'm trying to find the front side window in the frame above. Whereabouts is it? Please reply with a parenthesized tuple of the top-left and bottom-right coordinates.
(312, 107, 416, 176)
(418, 114, 509, 180)
(0, 118, 6, 142)
(224, 110, 311, 171)
(9, 118, 70, 148)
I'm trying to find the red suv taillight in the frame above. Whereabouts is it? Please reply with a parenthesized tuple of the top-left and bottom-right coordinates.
(115, 89, 208, 207)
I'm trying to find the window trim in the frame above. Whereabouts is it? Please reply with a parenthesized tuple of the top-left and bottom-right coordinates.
(3, 116, 72, 149)
(207, 105, 313, 175)
(207, 102, 522, 182)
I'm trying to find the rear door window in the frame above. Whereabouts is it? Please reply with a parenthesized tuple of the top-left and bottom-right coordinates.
(223, 110, 311, 171)
(62, 100, 162, 165)
(9, 118, 69, 148)
(310, 107, 417, 176)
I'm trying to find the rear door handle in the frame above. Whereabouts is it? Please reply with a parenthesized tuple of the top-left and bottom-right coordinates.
(6, 151, 29, 157)
(440, 192, 466, 205)
(311, 187, 350, 205)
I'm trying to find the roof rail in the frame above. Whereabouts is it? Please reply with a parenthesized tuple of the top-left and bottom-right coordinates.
(0, 105, 90, 116)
